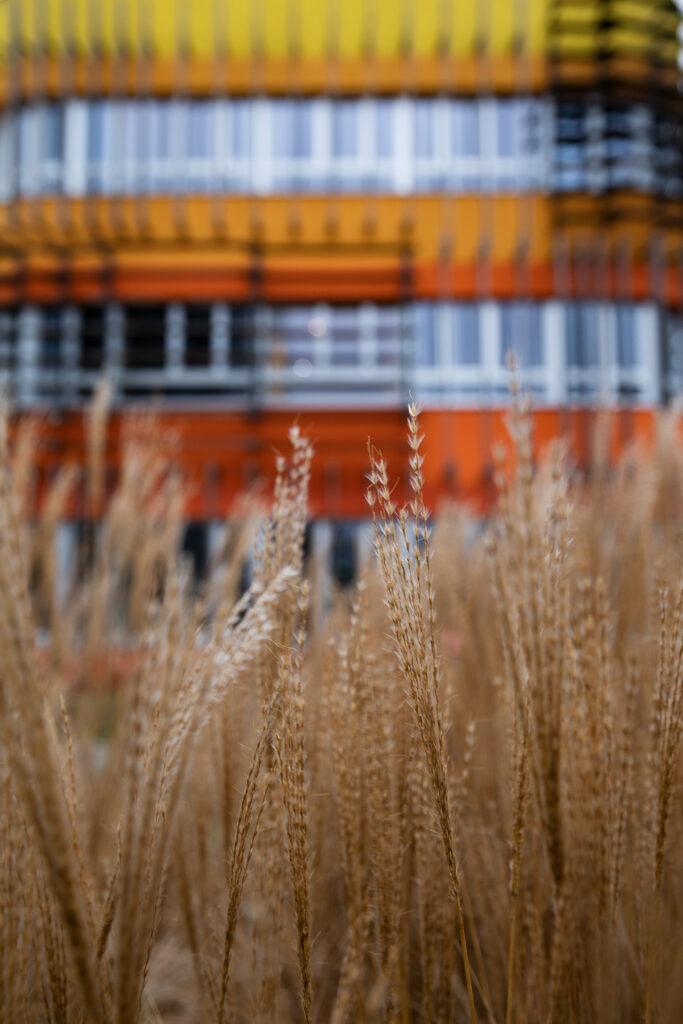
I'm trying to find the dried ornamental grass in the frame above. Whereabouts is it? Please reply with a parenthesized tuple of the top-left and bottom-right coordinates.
(0, 392, 681, 1023)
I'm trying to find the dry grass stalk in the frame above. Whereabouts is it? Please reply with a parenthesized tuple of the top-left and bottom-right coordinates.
(0, 387, 681, 1024)
(367, 402, 478, 1024)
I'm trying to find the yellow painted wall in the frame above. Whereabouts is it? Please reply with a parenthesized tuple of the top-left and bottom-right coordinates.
(2, 1, 679, 86)
(0, 0, 548, 61)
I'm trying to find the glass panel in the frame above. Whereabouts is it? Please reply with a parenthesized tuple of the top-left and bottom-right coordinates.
(291, 103, 312, 160)
(271, 307, 314, 366)
(134, 101, 153, 192)
(230, 306, 253, 368)
(44, 105, 63, 162)
(414, 304, 436, 366)
(332, 102, 357, 159)
(87, 101, 106, 193)
(154, 102, 171, 160)
(151, 101, 172, 191)
(616, 305, 638, 367)
(42, 104, 64, 192)
(272, 101, 312, 160)
(376, 307, 401, 366)
(330, 308, 359, 366)
(414, 100, 435, 159)
(186, 305, 212, 368)
(453, 305, 480, 364)
(461, 102, 479, 157)
(232, 101, 251, 158)
(188, 102, 212, 159)
(376, 100, 393, 159)
(124, 305, 166, 369)
(500, 304, 543, 366)
(81, 306, 106, 371)
(42, 308, 62, 370)
(497, 101, 517, 159)
(566, 303, 600, 366)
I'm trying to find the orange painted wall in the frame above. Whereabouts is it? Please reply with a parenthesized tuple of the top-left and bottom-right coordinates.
(23, 406, 660, 521)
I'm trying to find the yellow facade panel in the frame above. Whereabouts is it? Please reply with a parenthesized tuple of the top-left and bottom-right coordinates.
(0, 0, 552, 62)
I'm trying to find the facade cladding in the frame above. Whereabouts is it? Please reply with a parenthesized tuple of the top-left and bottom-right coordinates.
(0, 0, 682, 548)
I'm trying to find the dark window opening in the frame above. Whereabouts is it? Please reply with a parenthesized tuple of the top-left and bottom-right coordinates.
(186, 304, 211, 368)
(332, 522, 356, 588)
(81, 306, 106, 371)
(124, 304, 166, 370)
(42, 307, 62, 371)
(230, 306, 253, 368)
(182, 521, 209, 582)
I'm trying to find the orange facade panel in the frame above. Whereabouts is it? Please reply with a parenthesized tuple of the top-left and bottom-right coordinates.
(0, 54, 548, 106)
(24, 407, 660, 521)
(0, 254, 680, 306)
(2, 194, 681, 296)
(1, 194, 681, 305)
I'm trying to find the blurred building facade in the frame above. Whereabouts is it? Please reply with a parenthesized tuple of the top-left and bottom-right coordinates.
(0, 0, 681, 565)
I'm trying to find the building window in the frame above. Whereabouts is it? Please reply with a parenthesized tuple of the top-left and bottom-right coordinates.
(81, 306, 106, 372)
(331, 522, 356, 587)
(186, 305, 212, 368)
(187, 101, 213, 191)
(124, 305, 166, 371)
(414, 304, 437, 366)
(376, 307, 402, 368)
(0, 309, 16, 381)
(331, 101, 359, 189)
(7, 95, 559, 200)
(664, 316, 683, 400)
(87, 101, 107, 193)
(452, 304, 480, 365)
(615, 304, 637, 367)
(499, 303, 543, 367)
(460, 102, 479, 158)
(375, 100, 394, 159)
(229, 307, 253, 369)
(182, 521, 209, 582)
(272, 101, 313, 190)
(332, 102, 357, 160)
(151, 101, 172, 192)
(414, 99, 436, 189)
(42, 104, 64, 193)
(330, 308, 359, 367)
(566, 303, 600, 367)
(270, 307, 315, 370)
